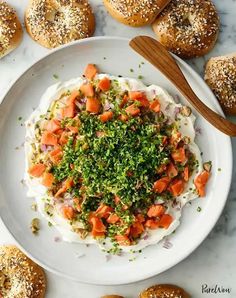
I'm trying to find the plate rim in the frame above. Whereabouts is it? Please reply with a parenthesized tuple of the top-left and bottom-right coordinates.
(0, 36, 233, 285)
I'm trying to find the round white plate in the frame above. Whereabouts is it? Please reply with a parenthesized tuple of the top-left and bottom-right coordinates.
(0, 37, 232, 285)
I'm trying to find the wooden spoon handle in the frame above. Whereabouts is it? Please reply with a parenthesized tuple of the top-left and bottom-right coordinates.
(130, 36, 236, 137)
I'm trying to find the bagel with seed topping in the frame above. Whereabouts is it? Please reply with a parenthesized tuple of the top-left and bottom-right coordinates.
(205, 53, 236, 115)
(139, 284, 191, 298)
(103, 0, 171, 27)
(25, 0, 95, 49)
(152, 0, 220, 59)
(0, 245, 46, 298)
(0, 1, 23, 59)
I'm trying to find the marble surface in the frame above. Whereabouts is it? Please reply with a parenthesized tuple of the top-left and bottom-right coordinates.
(0, 0, 236, 297)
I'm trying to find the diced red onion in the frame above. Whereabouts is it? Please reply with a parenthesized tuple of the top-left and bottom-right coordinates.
(41, 144, 47, 151)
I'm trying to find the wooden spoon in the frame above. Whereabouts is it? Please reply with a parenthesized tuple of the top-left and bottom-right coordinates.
(129, 36, 236, 137)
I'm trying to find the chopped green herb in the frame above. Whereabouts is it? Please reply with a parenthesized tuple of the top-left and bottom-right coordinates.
(130, 68, 134, 73)
(218, 168, 222, 172)
(138, 75, 143, 80)
(197, 206, 202, 212)
(18, 116, 22, 121)
(53, 74, 59, 79)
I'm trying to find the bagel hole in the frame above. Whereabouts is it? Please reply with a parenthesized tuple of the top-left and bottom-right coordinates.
(181, 13, 193, 27)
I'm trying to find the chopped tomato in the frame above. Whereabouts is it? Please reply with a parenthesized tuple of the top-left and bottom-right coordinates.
(153, 177, 170, 193)
(90, 216, 106, 237)
(115, 235, 131, 246)
(67, 90, 80, 105)
(60, 104, 75, 118)
(169, 179, 185, 196)
(136, 214, 145, 223)
(99, 111, 113, 123)
(45, 119, 61, 133)
(171, 147, 186, 163)
(67, 126, 78, 134)
(107, 213, 120, 224)
(145, 219, 160, 230)
(114, 196, 121, 204)
(194, 170, 210, 197)
(28, 163, 46, 177)
(150, 99, 160, 113)
(183, 166, 189, 182)
(129, 91, 149, 107)
(84, 64, 98, 80)
(73, 197, 82, 212)
(86, 97, 100, 114)
(167, 162, 178, 178)
(147, 204, 165, 218)
(61, 206, 75, 220)
(125, 104, 140, 116)
(59, 131, 69, 145)
(98, 77, 111, 91)
(95, 204, 113, 219)
(55, 177, 74, 198)
(80, 83, 94, 97)
(119, 94, 129, 108)
(130, 221, 144, 238)
(119, 114, 129, 122)
(158, 214, 173, 229)
(49, 147, 63, 164)
(42, 172, 54, 187)
(41, 131, 58, 146)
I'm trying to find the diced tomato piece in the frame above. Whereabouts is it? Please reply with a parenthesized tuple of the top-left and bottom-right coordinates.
(98, 77, 111, 91)
(169, 179, 185, 196)
(147, 205, 165, 218)
(61, 205, 75, 220)
(136, 214, 145, 223)
(194, 170, 210, 197)
(67, 126, 78, 134)
(67, 90, 80, 105)
(145, 219, 160, 230)
(80, 83, 94, 97)
(119, 114, 129, 122)
(167, 162, 178, 178)
(150, 99, 160, 112)
(60, 104, 75, 118)
(84, 64, 98, 80)
(115, 235, 131, 246)
(45, 119, 61, 133)
(130, 221, 144, 238)
(153, 177, 170, 193)
(49, 147, 63, 164)
(183, 166, 189, 182)
(119, 94, 129, 108)
(99, 111, 113, 123)
(28, 163, 46, 177)
(95, 204, 113, 219)
(59, 131, 69, 145)
(86, 97, 100, 114)
(55, 177, 74, 198)
(125, 104, 140, 116)
(171, 147, 186, 163)
(90, 216, 106, 237)
(158, 214, 173, 229)
(42, 172, 54, 187)
(129, 91, 150, 107)
(41, 131, 58, 146)
(107, 213, 120, 224)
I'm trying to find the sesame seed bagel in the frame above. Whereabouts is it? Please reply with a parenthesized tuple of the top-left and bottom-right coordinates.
(139, 284, 190, 298)
(205, 54, 236, 115)
(152, 0, 220, 59)
(0, 1, 23, 59)
(0, 246, 46, 298)
(103, 0, 171, 27)
(25, 0, 95, 49)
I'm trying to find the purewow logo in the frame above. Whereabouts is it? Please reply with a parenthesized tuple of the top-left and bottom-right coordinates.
(202, 284, 231, 294)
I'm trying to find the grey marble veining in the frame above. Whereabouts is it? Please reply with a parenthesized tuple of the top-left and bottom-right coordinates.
(0, 0, 235, 297)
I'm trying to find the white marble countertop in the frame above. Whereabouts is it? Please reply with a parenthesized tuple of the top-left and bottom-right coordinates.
(0, 1, 236, 297)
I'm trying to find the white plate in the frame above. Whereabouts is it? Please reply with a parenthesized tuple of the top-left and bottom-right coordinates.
(0, 37, 232, 285)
